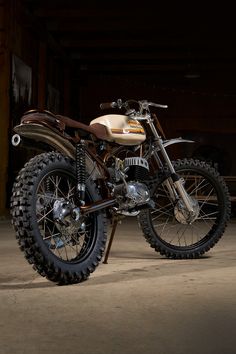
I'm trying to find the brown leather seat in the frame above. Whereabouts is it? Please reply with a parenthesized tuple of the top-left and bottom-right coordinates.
(21, 109, 108, 141)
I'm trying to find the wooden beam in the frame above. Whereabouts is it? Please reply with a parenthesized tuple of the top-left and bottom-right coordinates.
(77, 63, 187, 72)
(46, 21, 168, 33)
(32, 8, 165, 19)
(60, 38, 187, 49)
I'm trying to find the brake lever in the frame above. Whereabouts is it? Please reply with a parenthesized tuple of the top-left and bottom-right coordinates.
(139, 100, 168, 110)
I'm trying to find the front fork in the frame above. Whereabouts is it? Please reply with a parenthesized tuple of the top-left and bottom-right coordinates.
(153, 140, 194, 214)
(168, 175, 194, 213)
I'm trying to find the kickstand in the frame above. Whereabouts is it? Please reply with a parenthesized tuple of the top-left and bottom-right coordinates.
(103, 218, 119, 264)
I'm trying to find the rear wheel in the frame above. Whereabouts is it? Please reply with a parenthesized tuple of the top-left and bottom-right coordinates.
(11, 151, 107, 285)
(139, 159, 231, 258)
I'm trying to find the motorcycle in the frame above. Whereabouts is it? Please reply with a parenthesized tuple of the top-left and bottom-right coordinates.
(10, 99, 231, 285)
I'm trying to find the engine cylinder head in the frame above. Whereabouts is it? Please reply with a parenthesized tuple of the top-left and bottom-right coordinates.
(124, 157, 149, 171)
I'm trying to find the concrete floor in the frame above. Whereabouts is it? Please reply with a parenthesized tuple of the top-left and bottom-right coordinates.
(0, 216, 236, 354)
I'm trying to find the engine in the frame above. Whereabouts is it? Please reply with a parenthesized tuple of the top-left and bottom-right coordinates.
(108, 156, 151, 215)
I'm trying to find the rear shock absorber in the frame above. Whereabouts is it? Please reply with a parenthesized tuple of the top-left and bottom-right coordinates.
(76, 141, 86, 205)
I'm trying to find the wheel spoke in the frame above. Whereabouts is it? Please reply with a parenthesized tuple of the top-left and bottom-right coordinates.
(198, 209, 218, 220)
(35, 170, 94, 262)
(151, 205, 174, 221)
(148, 163, 223, 249)
(186, 177, 209, 196)
(37, 206, 54, 223)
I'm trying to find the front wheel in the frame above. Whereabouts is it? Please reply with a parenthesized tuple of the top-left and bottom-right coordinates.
(11, 151, 107, 285)
(139, 159, 231, 258)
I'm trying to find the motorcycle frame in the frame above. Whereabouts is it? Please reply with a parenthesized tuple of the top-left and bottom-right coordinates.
(12, 111, 195, 215)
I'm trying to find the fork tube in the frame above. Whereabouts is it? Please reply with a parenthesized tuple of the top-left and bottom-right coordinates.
(149, 120, 194, 213)
(159, 142, 194, 213)
(149, 120, 175, 172)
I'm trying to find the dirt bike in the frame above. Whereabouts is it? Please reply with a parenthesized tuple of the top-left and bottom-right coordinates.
(11, 98, 231, 285)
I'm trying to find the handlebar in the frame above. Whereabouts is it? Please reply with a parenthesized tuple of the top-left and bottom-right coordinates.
(99, 99, 168, 114)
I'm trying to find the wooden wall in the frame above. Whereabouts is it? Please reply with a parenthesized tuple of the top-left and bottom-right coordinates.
(0, 0, 10, 216)
(0, 0, 70, 216)
(1, 0, 236, 216)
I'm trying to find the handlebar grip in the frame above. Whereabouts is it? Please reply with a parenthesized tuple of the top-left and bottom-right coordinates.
(150, 102, 168, 109)
(158, 104, 168, 109)
(100, 102, 117, 110)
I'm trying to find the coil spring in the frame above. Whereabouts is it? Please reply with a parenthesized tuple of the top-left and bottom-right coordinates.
(76, 141, 86, 203)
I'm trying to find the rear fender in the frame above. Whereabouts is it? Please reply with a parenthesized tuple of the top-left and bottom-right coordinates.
(12, 123, 103, 180)
(13, 123, 75, 158)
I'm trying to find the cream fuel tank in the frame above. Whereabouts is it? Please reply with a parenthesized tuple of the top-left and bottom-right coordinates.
(90, 114, 146, 145)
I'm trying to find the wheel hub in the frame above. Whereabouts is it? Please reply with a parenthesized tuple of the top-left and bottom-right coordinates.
(174, 197, 200, 224)
(53, 199, 83, 235)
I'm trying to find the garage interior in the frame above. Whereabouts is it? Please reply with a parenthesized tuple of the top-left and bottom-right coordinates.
(1, 0, 236, 215)
(0, 1, 236, 353)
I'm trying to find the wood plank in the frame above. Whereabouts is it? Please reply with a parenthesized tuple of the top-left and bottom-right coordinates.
(60, 38, 186, 48)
